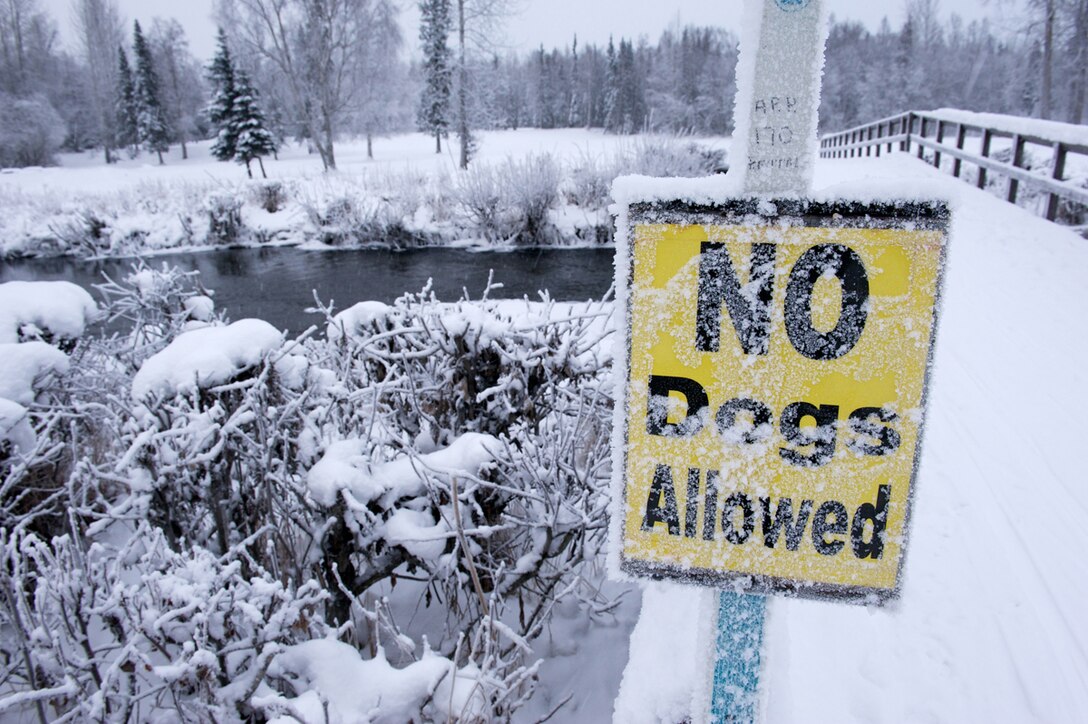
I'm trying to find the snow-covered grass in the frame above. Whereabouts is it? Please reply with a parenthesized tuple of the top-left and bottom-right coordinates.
(0, 129, 730, 259)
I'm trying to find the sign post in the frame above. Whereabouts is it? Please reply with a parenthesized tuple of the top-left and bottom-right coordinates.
(712, 3, 827, 721)
(609, 1, 949, 722)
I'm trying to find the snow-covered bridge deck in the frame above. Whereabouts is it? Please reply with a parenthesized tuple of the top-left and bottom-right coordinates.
(616, 151, 1088, 723)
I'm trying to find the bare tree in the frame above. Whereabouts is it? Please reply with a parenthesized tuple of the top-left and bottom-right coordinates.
(71, 0, 124, 163)
(217, 0, 399, 171)
(453, 0, 517, 168)
(148, 18, 204, 160)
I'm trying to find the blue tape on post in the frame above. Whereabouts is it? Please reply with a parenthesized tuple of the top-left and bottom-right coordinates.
(709, 591, 767, 724)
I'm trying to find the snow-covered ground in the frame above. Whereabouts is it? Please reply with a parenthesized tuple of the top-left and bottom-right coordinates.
(616, 152, 1088, 723)
(0, 129, 731, 258)
(11, 129, 705, 195)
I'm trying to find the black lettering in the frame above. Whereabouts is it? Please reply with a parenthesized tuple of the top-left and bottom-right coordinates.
(715, 397, 774, 444)
(642, 465, 681, 535)
(847, 407, 901, 456)
(851, 485, 891, 559)
(754, 98, 767, 114)
(696, 242, 776, 355)
(770, 96, 781, 112)
(786, 96, 798, 112)
(779, 402, 839, 467)
(646, 376, 708, 437)
(684, 468, 700, 539)
(703, 470, 720, 541)
(812, 500, 849, 556)
(785, 244, 870, 360)
(761, 497, 813, 550)
(721, 492, 755, 545)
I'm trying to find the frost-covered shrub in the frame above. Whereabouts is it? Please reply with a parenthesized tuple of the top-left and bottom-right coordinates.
(620, 136, 728, 178)
(251, 180, 287, 212)
(563, 151, 621, 209)
(456, 154, 562, 244)
(48, 209, 112, 256)
(502, 154, 561, 245)
(1, 268, 619, 721)
(205, 192, 244, 244)
(0, 526, 329, 722)
(94, 262, 222, 367)
(0, 93, 67, 168)
(455, 162, 508, 241)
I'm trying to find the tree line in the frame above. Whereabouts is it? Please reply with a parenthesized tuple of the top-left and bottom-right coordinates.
(0, 0, 1085, 170)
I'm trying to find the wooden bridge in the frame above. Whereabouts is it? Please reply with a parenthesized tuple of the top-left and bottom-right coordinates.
(820, 110, 1088, 229)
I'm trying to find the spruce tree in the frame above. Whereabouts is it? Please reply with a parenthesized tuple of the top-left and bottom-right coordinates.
(206, 28, 238, 162)
(603, 37, 619, 132)
(115, 46, 139, 157)
(132, 21, 170, 163)
(230, 70, 277, 178)
(418, 0, 452, 154)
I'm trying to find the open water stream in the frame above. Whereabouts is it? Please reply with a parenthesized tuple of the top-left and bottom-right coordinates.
(1, 247, 617, 335)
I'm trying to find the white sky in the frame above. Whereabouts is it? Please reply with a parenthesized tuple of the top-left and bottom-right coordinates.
(43, 0, 1004, 61)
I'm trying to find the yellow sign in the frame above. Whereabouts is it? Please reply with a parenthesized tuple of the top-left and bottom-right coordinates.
(614, 199, 949, 603)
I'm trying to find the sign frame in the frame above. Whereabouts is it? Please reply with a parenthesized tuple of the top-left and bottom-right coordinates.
(611, 196, 950, 605)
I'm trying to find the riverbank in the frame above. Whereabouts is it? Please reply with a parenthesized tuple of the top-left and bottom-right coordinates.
(0, 129, 729, 260)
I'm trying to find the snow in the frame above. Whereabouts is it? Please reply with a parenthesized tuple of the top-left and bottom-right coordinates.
(254, 638, 486, 723)
(612, 583, 709, 723)
(0, 341, 69, 405)
(306, 432, 500, 509)
(326, 301, 394, 343)
(131, 319, 283, 399)
(0, 280, 98, 343)
(928, 107, 1088, 148)
(0, 398, 35, 454)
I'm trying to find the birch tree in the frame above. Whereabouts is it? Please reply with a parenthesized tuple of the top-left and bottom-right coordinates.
(71, 0, 123, 163)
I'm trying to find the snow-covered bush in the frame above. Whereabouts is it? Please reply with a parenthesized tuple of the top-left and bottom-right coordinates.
(205, 191, 244, 244)
(617, 136, 728, 178)
(0, 269, 619, 719)
(0, 94, 67, 169)
(251, 180, 287, 213)
(455, 154, 562, 244)
(0, 525, 329, 721)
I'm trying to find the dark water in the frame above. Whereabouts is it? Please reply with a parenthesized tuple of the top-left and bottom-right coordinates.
(0, 247, 617, 335)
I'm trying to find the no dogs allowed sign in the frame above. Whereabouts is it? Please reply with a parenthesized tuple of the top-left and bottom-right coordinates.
(611, 196, 949, 603)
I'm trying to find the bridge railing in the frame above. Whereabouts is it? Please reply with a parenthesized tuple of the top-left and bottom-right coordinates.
(819, 110, 1088, 223)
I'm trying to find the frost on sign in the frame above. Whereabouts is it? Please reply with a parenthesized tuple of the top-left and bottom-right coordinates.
(614, 198, 949, 603)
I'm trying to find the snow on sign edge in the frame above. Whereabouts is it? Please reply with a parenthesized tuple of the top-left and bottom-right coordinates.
(606, 174, 953, 605)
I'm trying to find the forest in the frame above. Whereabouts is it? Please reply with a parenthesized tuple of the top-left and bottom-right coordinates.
(0, 0, 1085, 170)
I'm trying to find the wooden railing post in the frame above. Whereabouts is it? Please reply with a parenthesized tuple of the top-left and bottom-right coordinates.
(978, 129, 993, 189)
(917, 117, 927, 159)
(1008, 135, 1026, 204)
(1047, 143, 1068, 221)
(934, 120, 946, 169)
(953, 123, 967, 178)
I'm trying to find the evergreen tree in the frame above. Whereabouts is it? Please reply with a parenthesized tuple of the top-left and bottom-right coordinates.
(115, 46, 138, 157)
(132, 21, 169, 163)
(206, 28, 238, 162)
(418, 0, 453, 153)
(603, 37, 619, 132)
(230, 70, 277, 178)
